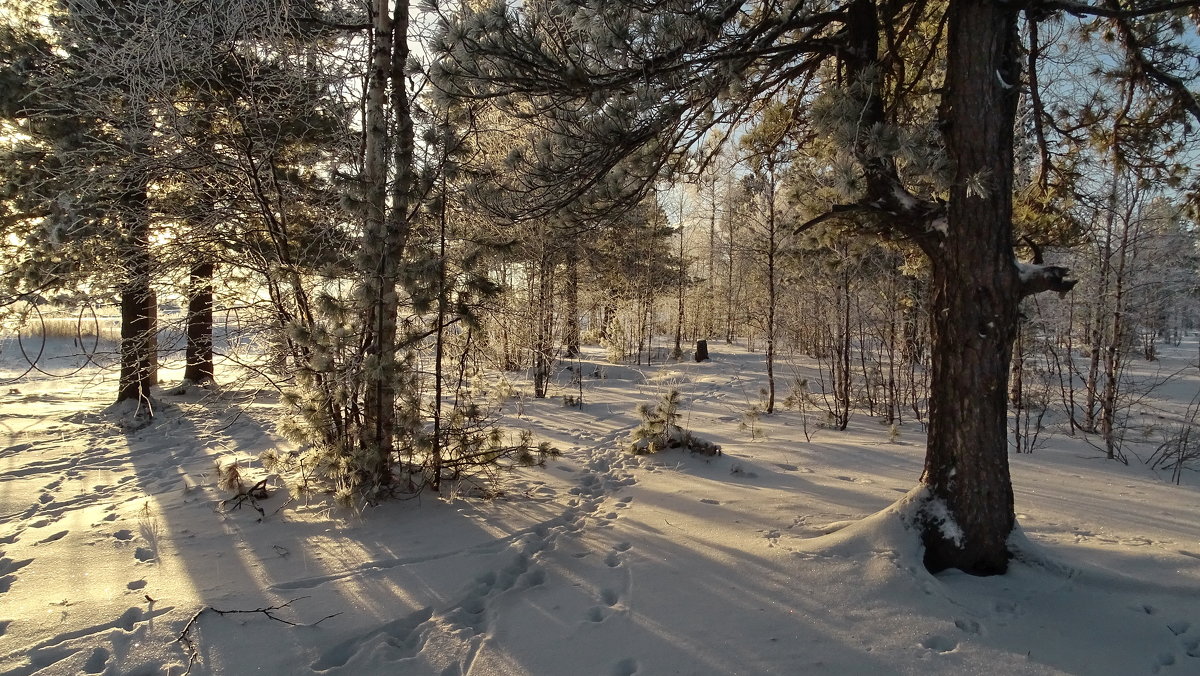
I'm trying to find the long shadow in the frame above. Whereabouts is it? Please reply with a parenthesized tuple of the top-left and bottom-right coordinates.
(131, 384, 578, 674)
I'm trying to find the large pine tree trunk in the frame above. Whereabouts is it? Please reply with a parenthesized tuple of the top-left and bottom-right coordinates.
(117, 175, 155, 405)
(183, 261, 214, 384)
(919, 0, 1023, 575)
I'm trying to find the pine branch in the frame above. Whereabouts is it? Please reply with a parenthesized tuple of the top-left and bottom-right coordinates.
(1036, 0, 1200, 19)
(1108, 10, 1200, 126)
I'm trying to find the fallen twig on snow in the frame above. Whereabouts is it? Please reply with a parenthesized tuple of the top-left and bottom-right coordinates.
(175, 596, 341, 674)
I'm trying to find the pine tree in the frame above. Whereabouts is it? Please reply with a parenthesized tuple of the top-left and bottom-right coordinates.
(430, 0, 1140, 574)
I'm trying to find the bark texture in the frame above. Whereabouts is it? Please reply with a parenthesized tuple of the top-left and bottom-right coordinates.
(183, 261, 214, 384)
(117, 176, 156, 405)
(920, 0, 1022, 575)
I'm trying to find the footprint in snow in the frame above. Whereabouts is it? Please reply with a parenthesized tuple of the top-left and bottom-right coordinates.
(600, 588, 620, 607)
(920, 635, 957, 653)
(113, 530, 133, 541)
(118, 606, 143, 631)
(134, 547, 155, 562)
(611, 657, 639, 675)
(126, 580, 147, 590)
(1184, 638, 1200, 658)
(604, 551, 622, 568)
(954, 618, 982, 635)
(35, 530, 68, 545)
(310, 607, 434, 671)
(613, 542, 632, 552)
(585, 606, 606, 623)
(1, 556, 33, 577)
(82, 647, 110, 674)
(1153, 653, 1176, 672)
(993, 600, 1019, 622)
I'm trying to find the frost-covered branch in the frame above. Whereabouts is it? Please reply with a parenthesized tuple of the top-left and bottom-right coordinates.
(1017, 260, 1079, 297)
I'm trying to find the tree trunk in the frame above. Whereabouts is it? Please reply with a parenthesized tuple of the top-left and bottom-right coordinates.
(117, 177, 155, 405)
(563, 244, 580, 358)
(764, 168, 778, 414)
(183, 260, 214, 384)
(673, 219, 685, 360)
(360, 0, 394, 465)
(533, 250, 555, 398)
(361, 0, 414, 476)
(919, 0, 1022, 575)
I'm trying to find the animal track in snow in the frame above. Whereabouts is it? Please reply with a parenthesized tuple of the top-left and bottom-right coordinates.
(993, 600, 1020, 623)
(113, 529, 133, 541)
(82, 647, 110, 674)
(0, 553, 33, 594)
(611, 657, 639, 675)
(1167, 620, 1190, 636)
(310, 606, 434, 671)
(600, 588, 620, 607)
(920, 635, 957, 653)
(954, 618, 982, 635)
(35, 529, 69, 545)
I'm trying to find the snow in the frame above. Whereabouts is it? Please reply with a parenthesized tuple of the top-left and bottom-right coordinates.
(1, 335, 1199, 675)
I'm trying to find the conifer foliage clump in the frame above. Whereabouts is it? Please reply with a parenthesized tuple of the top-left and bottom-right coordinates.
(627, 389, 721, 456)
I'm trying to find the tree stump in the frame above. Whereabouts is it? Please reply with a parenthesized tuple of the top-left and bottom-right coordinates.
(694, 340, 709, 362)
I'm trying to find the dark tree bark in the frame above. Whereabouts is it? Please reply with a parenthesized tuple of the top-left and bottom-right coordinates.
(563, 244, 580, 358)
(919, 0, 1023, 575)
(117, 179, 156, 405)
(183, 261, 215, 384)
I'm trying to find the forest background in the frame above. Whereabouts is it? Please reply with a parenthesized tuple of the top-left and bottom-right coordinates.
(2, 0, 1199, 579)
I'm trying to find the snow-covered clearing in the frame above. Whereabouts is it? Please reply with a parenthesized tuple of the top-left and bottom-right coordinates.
(1, 336, 1199, 675)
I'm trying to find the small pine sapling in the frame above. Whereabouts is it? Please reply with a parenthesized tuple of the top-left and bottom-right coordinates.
(740, 404, 763, 439)
(627, 389, 721, 456)
(782, 376, 813, 442)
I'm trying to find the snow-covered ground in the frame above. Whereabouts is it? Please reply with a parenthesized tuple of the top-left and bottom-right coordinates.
(1, 334, 1198, 675)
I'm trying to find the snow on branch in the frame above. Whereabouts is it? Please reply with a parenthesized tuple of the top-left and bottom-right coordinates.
(1016, 260, 1078, 297)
